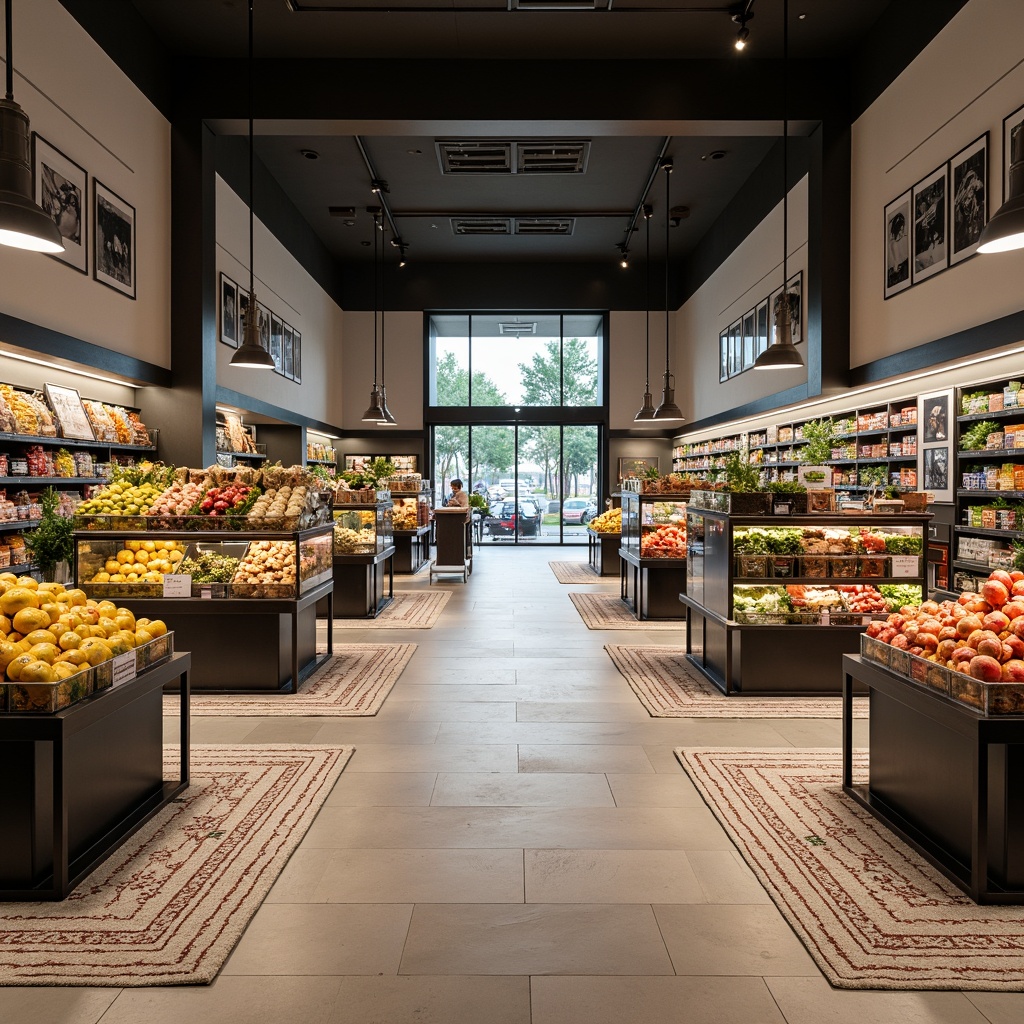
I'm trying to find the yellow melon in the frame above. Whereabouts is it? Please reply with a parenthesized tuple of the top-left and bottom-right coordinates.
(22, 628, 58, 647)
(37, 582, 64, 595)
(58, 631, 82, 651)
(28, 642, 60, 665)
(15, 576, 39, 591)
(0, 586, 39, 617)
(17, 659, 56, 683)
(6, 652, 38, 680)
(144, 619, 168, 638)
(52, 662, 76, 680)
(0, 640, 23, 672)
(12, 607, 52, 635)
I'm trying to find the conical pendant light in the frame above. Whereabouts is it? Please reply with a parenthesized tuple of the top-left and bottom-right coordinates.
(377, 212, 396, 425)
(0, 0, 64, 252)
(979, 122, 1024, 254)
(634, 204, 657, 421)
(361, 209, 387, 421)
(230, 0, 274, 369)
(653, 159, 683, 421)
(754, 0, 803, 371)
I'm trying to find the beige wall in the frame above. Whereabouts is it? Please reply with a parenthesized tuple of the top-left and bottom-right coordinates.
(0, 0, 171, 368)
(850, 0, 1024, 366)
(216, 177, 345, 425)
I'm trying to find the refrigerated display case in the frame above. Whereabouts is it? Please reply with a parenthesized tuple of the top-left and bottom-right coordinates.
(322, 500, 395, 617)
(619, 492, 688, 620)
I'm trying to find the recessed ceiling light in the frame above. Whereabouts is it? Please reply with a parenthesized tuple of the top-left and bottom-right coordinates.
(300, 149, 319, 160)
(407, 148, 422, 155)
(701, 150, 727, 161)
(360, 240, 371, 247)
(798, 12, 807, 19)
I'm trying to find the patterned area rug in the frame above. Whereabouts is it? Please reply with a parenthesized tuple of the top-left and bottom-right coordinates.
(678, 747, 1024, 990)
(568, 591, 681, 630)
(607, 644, 868, 718)
(548, 560, 602, 584)
(165, 643, 416, 716)
(0, 745, 352, 987)
(333, 590, 450, 628)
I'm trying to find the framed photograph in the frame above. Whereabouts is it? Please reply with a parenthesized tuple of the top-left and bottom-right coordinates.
(742, 308, 756, 370)
(911, 165, 948, 284)
(785, 271, 802, 344)
(618, 456, 658, 482)
(293, 329, 301, 383)
(43, 383, 95, 441)
(755, 298, 769, 356)
(270, 313, 283, 372)
(93, 179, 135, 298)
(719, 330, 729, 382)
(219, 273, 239, 347)
(1003, 103, 1024, 202)
(257, 302, 270, 352)
(728, 319, 741, 377)
(949, 133, 988, 266)
(883, 188, 911, 298)
(32, 134, 87, 274)
(917, 388, 953, 502)
(282, 324, 294, 379)
(283, 324, 296, 381)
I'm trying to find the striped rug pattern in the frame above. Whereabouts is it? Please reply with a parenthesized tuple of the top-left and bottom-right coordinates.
(568, 591, 682, 630)
(548, 560, 603, 584)
(333, 590, 450, 628)
(0, 745, 353, 987)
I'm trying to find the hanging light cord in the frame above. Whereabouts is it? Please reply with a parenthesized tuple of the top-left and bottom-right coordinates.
(5, 0, 14, 100)
(247, 0, 254, 300)
(782, 0, 788, 296)
(372, 212, 379, 387)
(644, 205, 651, 392)
(379, 216, 385, 388)
(664, 160, 672, 376)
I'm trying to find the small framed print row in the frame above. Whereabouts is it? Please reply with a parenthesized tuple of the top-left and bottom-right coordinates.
(219, 273, 302, 382)
(31, 133, 136, 299)
(719, 271, 802, 383)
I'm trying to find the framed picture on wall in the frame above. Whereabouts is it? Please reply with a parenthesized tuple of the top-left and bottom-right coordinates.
(270, 313, 283, 371)
(283, 324, 295, 381)
(238, 288, 249, 342)
(292, 328, 302, 383)
(44, 383, 95, 441)
(32, 134, 87, 274)
(911, 165, 948, 284)
(219, 273, 239, 347)
(1003, 104, 1024, 202)
(755, 298, 769, 356)
(93, 179, 136, 298)
(618, 456, 658, 482)
(719, 330, 729, 382)
(785, 271, 802, 344)
(282, 324, 294, 379)
(728, 320, 741, 377)
(742, 308, 756, 370)
(949, 133, 988, 266)
(917, 388, 953, 502)
(883, 188, 911, 298)
(257, 302, 270, 352)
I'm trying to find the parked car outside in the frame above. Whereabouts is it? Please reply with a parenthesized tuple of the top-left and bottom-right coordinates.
(562, 497, 598, 525)
(487, 499, 541, 538)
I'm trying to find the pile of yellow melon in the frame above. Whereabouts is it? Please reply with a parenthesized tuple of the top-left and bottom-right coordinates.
(0, 575, 167, 685)
(89, 538, 186, 584)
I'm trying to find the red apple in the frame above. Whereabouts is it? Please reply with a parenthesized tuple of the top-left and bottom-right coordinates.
(936, 639, 958, 663)
(969, 655, 1003, 681)
(938, 626, 958, 642)
(920, 600, 940, 616)
(977, 636, 1004, 660)
(1013, 579, 1024, 596)
(984, 610, 1011, 633)
(1001, 659, 1024, 682)
(990, 570, 1015, 591)
(952, 646, 976, 663)
(957, 614, 983, 638)
(959, 592, 978, 606)
(891, 634, 910, 649)
(1004, 635, 1024, 660)
(1003, 601, 1024, 620)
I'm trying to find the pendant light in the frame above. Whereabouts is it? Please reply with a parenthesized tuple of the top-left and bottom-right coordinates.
(978, 123, 1024, 253)
(653, 159, 683, 421)
(0, 0, 64, 252)
(230, 0, 275, 369)
(361, 210, 387, 421)
(754, 0, 804, 371)
(377, 212, 396, 425)
(634, 204, 656, 421)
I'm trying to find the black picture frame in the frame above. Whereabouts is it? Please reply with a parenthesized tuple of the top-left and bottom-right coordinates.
(270, 313, 283, 372)
(282, 324, 293, 379)
(755, 298, 769, 357)
(283, 323, 296, 381)
(219, 273, 239, 347)
(883, 188, 912, 298)
(32, 133, 87, 274)
(949, 132, 988, 267)
(1003, 103, 1024, 203)
(293, 329, 302, 383)
(257, 302, 270, 352)
(785, 271, 802, 345)
(93, 179, 136, 299)
(742, 308, 756, 370)
(719, 330, 729, 382)
(728, 320, 741, 377)
(911, 165, 948, 284)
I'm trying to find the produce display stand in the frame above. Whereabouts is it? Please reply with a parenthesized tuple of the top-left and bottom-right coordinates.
(619, 491, 687, 620)
(431, 507, 472, 583)
(392, 526, 431, 574)
(74, 526, 334, 693)
(843, 653, 1024, 904)
(0, 652, 190, 901)
(587, 529, 621, 576)
(682, 508, 929, 695)
(323, 546, 396, 617)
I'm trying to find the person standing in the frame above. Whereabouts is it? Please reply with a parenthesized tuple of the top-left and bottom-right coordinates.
(446, 478, 469, 509)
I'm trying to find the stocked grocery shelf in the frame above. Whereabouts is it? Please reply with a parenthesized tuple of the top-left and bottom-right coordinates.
(958, 448, 1024, 459)
(958, 408, 1024, 423)
(957, 526, 1024, 540)
(0, 431, 155, 452)
(0, 519, 40, 532)
(0, 476, 106, 486)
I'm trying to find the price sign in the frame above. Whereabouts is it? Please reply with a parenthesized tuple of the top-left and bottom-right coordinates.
(891, 555, 918, 578)
(163, 574, 191, 597)
(111, 651, 136, 687)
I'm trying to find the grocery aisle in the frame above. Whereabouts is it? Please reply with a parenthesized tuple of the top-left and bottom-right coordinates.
(3, 548, 1016, 1024)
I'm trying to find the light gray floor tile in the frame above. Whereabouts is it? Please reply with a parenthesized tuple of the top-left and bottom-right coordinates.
(222, 904, 412, 976)
(100, 977, 342, 1024)
(518, 744, 654, 773)
(431, 772, 614, 806)
(162, 716, 255, 744)
(310, 720, 442, 745)
(965, 992, 1024, 1024)
(395, 669, 519, 686)
(531, 976, 787, 1024)
(525, 849, 705, 903)
(265, 847, 334, 902)
(606, 772, 706, 807)
(0, 989, 118, 1024)
(766, 977, 992, 1024)
(655, 904, 820, 977)
(400, 903, 674, 975)
(344, 743, 519, 773)
(686, 849, 773, 904)
(312, 848, 524, 903)
(326, 976, 531, 1024)
(403, 700, 518, 721)
(323, 771, 438, 806)
(516, 701, 652, 722)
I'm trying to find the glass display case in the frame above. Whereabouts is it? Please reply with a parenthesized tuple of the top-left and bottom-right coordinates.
(331, 500, 393, 556)
(620, 492, 688, 559)
(390, 486, 432, 574)
(681, 508, 930, 695)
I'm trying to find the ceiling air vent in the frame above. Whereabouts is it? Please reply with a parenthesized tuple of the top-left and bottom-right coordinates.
(514, 217, 575, 235)
(437, 141, 512, 174)
(498, 321, 537, 336)
(451, 217, 512, 235)
(510, 1, 610, 10)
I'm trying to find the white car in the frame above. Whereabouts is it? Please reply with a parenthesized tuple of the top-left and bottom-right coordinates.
(562, 498, 598, 524)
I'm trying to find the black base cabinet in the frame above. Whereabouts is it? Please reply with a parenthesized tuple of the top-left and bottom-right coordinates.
(619, 549, 686, 620)
(316, 548, 395, 618)
(392, 527, 430, 574)
(587, 531, 621, 576)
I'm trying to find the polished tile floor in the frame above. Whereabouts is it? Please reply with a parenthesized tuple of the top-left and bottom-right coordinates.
(5, 546, 1021, 1023)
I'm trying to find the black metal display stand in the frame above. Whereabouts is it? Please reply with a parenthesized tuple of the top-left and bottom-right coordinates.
(587, 530, 621, 576)
(0, 652, 191, 901)
(842, 654, 1024, 904)
(322, 547, 395, 617)
(392, 526, 431, 574)
(619, 549, 686, 620)
(431, 509, 472, 583)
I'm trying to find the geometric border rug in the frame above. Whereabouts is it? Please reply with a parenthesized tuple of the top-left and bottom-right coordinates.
(608, 645, 868, 718)
(0, 745, 353, 987)
(677, 747, 1024, 991)
(568, 591, 681, 630)
(333, 590, 450, 629)
(165, 643, 416, 716)
(548, 560, 602, 583)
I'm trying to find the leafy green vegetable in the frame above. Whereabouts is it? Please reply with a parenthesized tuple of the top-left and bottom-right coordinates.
(878, 584, 923, 610)
(960, 420, 999, 451)
(883, 534, 922, 554)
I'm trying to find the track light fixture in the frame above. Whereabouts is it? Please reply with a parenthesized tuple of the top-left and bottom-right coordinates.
(398, 243, 409, 268)
(0, 0, 65, 253)
(731, 3, 753, 53)
(618, 246, 629, 269)
(634, 205, 657, 422)
(653, 159, 684, 422)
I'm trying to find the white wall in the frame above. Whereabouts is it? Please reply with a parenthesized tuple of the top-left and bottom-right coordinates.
(216, 177, 344, 425)
(675, 177, 809, 422)
(0, 0, 171, 368)
(850, 0, 1024, 366)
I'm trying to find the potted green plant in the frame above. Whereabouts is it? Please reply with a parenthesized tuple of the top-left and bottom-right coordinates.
(25, 487, 74, 583)
(765, 478, 808, 515)
(722, 451, 769, 515)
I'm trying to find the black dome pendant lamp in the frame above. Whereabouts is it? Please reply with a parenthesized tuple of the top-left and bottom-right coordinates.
(653, 159, 683, 421)
(377, 212, 396, 425)
(634, 204, 657, 422)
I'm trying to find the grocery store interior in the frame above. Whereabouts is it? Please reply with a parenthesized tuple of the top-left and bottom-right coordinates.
(3, 0, 1024, 1021)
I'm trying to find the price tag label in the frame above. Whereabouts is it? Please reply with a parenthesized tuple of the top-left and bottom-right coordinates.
(163, 574, 191, 597)
(111, 650, 136, 687)
(891, 555, 918, 578)
(200, 585, 212, 600)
